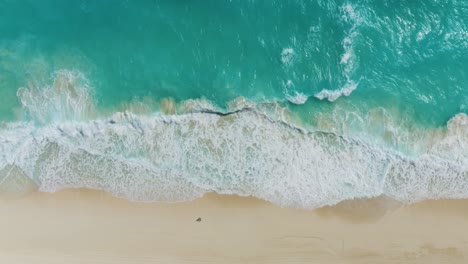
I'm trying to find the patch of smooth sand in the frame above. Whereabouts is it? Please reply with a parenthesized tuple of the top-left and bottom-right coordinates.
(0, 190, 467, 263)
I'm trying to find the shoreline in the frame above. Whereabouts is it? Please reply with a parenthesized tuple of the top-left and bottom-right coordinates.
(0, 189, 467, 263)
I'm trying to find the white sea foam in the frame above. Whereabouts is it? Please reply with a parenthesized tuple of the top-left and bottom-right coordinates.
(314, 80, 358, 102)
(0, 107, 466, 208)
(0, 71, 467, 209)
(286, 91, 309, 104)
(283, 80, 309, 105)
(280, 48, 295, 66)
(17, 70, 96, 124)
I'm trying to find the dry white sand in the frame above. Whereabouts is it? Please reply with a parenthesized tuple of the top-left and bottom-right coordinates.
(0, 190, 467, 263)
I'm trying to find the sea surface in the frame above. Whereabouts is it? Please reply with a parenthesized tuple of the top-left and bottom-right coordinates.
(0, 0, 467, 208)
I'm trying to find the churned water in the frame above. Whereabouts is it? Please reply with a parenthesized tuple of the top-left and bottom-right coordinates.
(0, 0, 467, 208)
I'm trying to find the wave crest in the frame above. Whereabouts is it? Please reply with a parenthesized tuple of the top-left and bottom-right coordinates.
(314, 80, 358, 102)
(1, 71, 467, 208)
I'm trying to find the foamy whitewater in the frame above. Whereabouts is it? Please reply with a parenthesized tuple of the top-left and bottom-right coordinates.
(0, 70, 466, 209)
(0, 1, 467, 208)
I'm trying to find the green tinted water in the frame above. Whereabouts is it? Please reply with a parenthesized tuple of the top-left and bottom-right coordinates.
(0, 0, 466, 127)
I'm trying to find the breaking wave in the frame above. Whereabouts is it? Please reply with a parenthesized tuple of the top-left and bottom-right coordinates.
(0, 70, 467, 209)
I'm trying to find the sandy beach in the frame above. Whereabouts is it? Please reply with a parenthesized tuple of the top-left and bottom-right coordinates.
(0, 190, 467, 264)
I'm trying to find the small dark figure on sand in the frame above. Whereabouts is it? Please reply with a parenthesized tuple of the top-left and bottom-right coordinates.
(196, 217, 202, 222)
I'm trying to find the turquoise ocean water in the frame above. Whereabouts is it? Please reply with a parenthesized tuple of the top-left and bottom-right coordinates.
(0, 0, 467, 208)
